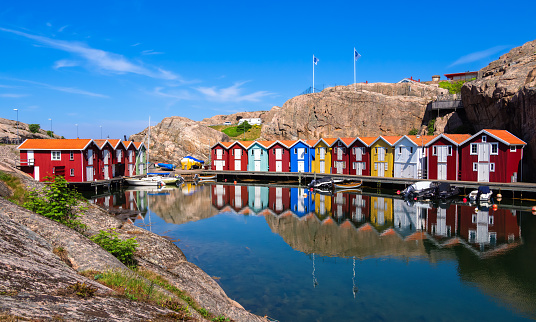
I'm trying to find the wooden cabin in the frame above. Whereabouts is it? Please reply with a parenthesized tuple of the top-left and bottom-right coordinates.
(247, 141, 270, 171)
(311, 138, 336, 174)
(289, 140, 313, 173)
(426, 134, 471, 181)
(93, 139, 115, 180)
(17, 139, 100, 182)
(331, 138, 354, 174)
(132, 141, 147, 176)
(123, 141, 138, 177)
(348, 137, 375, 176)
(267, 140, 291, 172)
(370, 136, 401, 177)
(107, 139, 128, 177)
(210, 142, 232, 171)
(393, 135, 435, 179)
(459, 130, 526, 183)
(228, 141, 251, 171)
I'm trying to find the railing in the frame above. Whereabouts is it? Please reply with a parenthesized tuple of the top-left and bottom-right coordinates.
(0, 137, 23, 145)
(16, 158, 34, 166)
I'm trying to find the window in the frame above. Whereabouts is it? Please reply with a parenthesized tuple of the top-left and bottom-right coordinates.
(70, 151, 74, 160)
(232, 150, 234, 156)
(70, 169, 74, 176)
(448, 146, 452, 156)
(490, 163, 495, 172)
(510, 145, 517, 152)
(294, 148, 297, 154)
(260, 150, 263, 155)
(398, 147, 402, 154)
(51, 151, 61, 161)
(491, 143, 499, 155)
(410, 147, 413, 154)
(433, 146, 437, 156)
(489, 216, 494, 225)
(473, 163, 478, 171)
(482, 135, 487, 142)
(470, 143, 478, 155)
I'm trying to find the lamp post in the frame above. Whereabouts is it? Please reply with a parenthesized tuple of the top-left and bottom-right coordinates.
(100, 125, 102, 139)
(13, 109, 18, 143)
(48, 118, 52, 137)
(75, 124, 78, 139)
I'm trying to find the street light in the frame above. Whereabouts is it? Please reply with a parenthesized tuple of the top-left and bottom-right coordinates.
(13, 109, 18, 143)
(48, 118, 52, 137)
(75, 124, 78, 139)
(100, 125, 102, 139)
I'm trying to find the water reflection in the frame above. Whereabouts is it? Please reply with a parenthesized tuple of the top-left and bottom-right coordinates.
(210, 184, 523, 259)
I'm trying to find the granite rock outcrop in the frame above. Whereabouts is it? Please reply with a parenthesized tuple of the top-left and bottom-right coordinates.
(461, 39, 536, 180)
(0, 117, 61, 140)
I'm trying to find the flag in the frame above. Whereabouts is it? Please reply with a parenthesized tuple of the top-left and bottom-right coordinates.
(313, 55, 319, 65)
(354, 48, 361, 61)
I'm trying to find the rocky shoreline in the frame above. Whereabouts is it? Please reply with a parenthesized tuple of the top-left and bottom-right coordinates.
(0, 152, 267, 321)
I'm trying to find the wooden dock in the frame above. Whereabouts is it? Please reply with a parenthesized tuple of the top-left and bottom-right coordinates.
(200, 170, 536, 198)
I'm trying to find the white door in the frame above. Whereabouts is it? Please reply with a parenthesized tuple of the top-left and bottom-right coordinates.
(298, 161, 305, 172)
(337, 147, 343, 160)
(87, 149, 93, 165)
(138, 164, 144, 175)
(254, 160, 261, 171)
(377, 147, 386, 161)
(336, 161, 344, 174)
(478, 144, 490, 162)
(216, 185, 224, 207)
(86, 166, 93, 181)
(355, 162, 364, 175)
(215, 161, 224, 171)
(254, 186, 262, 209)
(276, 149, 282, 160)
(355, 147, 363, 161)
(377, 163, 385, 177)
(254, 149, 261, 160)
(104, 166, 109, 179)
(234, 149, 241, 159)
(320, 161, 325, 173)
(129, 164, 135, 176)
(276, 187, 283, 211)
(34, 166, 40, 181)
(276, 161, 282, 172)
(401, 164, 414, 178)
(437, 146, 448, 163)
(438, 163, 447, 180)
(104, 150, 109, 165)
(234, 159, 241, 171)
(478, 163, 490, 182)
(27, 150, 34, 165)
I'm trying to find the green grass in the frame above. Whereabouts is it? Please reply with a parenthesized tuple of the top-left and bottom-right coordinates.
(0, 170, 28, 205)
(210, 124, 262, 141)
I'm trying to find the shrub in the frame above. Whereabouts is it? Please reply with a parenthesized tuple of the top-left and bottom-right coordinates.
(427, 119, 436, 136)
(47, 130, 54, 137)
(0, 171, 27, 205)
(23, 176, 87, 232)
(408, 128, 418, 135)
(28, 124, 40, 133)
(90, 229, 138, 267)
(236, 121, 252, 133)
(438, 78, 475, 94)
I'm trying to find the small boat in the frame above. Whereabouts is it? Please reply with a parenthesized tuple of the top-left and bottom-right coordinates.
(435, 182, 461, 199)
(468, 186, 493, 203)
(194, 174, 217, 181)
(157, 163, 175, 171)
(124, 176, 165, 186)
(401, 181, 433, 199)
(333, 181, 363, 190)
(308, 177, 344, 190)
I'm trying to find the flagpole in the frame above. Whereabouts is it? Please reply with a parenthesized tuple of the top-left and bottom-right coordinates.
(313, 55, 315, 93)
(354, 48, 356, 91)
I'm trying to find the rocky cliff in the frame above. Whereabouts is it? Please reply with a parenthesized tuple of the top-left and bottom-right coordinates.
(129, 116, 229, 164)
(200, 111, 271, 126)
(462, 39, 536, 179)
(0, 117, 61, 141)
(260, 82, 447, 140)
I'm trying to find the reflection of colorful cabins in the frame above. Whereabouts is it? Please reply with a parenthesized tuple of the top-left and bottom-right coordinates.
(312, 138, 336, 174)
(228, 141, 250, 171)
(289, 140, 313, 173)
(370, 196, 393, 231)
(370, 136, 400, 177)
(426, 202, 458, 243)
(247, 141, 269, 171)
(313, 192, 332, 219)
(348, 194, 370, 223)
(426, 134, 470, 181)
(458, 205, 520, 251)
(212, 184, 230, 210)
(229, 185, 248, 211)
(333, 192, 350, 222)
(393, 199, 429, 238)
(268, 187, 291, 215)
(291, 188, 314, 217)
(267, 140, 292, 173)
(247, 186, 269, 213)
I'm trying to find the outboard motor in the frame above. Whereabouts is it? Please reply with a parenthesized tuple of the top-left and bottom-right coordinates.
(404, 185, 415, 199)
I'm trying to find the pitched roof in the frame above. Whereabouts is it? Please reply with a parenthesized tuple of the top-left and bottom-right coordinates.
(382, 136, 403, 145)
(322, 138, 338, 146)
(357, 136, 377, 146)
(278, 140, 297, 148)
(442, 134, 472, 144)
(306, 139, 319, 147)
(107, 139, 124, 149)
(132, 142, 145, 150)
(405, 135, 437, 146)
(93, 139, 108, 148)
(256, 140, 276, 148)
(236, 140, 255, 149)
(17, 139, 93, 150)
(483, 129, 526, 145)
(123, 141, 135, 149)
(339, 137, 357, 147)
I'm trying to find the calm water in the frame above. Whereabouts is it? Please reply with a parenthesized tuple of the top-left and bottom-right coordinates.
(89, 183, 536, 321)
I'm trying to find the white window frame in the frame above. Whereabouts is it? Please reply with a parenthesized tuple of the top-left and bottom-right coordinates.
(432, 146, 437, 156)
(470, 143, 478, 155)
(447, 146, 452, 156)
(70, 169, 74, 176)
(482, 135, 487, 142)
(510, 145, 517, 152)
(490, 163, 495, 172)
(51, 151, 61, 161)
(473, 162, 478, 171)
(491, 143, 499, 155)
(70, 151, 74, 161)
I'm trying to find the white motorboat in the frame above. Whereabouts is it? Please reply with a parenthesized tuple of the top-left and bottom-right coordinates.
(468, 186, 493, 203)
(401, 181, 433, 199)
(124, 176, 165, 186)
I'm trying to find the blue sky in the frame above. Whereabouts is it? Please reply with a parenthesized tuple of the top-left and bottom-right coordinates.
(1, 1, 535, 139)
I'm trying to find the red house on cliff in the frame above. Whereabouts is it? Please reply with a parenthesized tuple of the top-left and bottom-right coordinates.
(459, 130, 525, 183)
(17, 139, 101, 182)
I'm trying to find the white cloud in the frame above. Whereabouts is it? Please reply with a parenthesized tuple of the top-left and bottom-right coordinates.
(0, 93, 28, 98)
(46, 22, 52, 27)
(448, 45, 510, 67)
(141, 49, 164, 55)
(3, 77, 108, 98)
(0, 27, 177, 80)
(53, 59, 79, 69)
(195, 81, 272, 102)
(58, 25, 68, 32)
(153, 87, 193, 100)
(131, 43, 141, 47)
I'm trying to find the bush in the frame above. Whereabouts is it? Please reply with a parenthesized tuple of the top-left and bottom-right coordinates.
(236, 121, 252, 133)
(47, 130, 54, 137)
(23, 176, 87, 232)
(438, 78, 475, 94)
(408, 128, 418, 135)
(427, 119, 436, 136)
(0, 171, 27, 205)
(90, 229, 138, 267)
(28, 124, 40, 133)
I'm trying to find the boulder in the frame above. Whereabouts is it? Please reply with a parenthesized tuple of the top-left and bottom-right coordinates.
(461, 39, 536, 180)
(260, 82, 447, 140)
(129, 116, 230, 165)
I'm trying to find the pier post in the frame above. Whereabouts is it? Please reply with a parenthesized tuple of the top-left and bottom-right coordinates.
(299, 171, 301, 186)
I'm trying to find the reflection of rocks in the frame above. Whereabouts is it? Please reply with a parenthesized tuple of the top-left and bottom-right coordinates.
(149, 186, 218, 225)
(264, 214, 428, 259)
